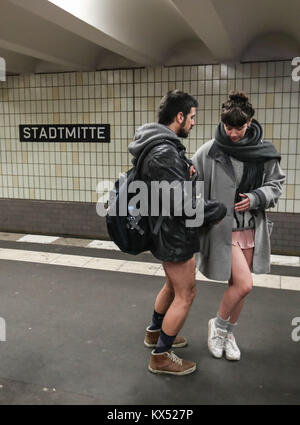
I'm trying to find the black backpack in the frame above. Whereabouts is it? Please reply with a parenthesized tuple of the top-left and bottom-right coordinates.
(106, 140, 174, 255)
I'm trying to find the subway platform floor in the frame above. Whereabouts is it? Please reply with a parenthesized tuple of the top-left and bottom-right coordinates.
(0, 232, 299, 405)
(0, 231, 300, 290)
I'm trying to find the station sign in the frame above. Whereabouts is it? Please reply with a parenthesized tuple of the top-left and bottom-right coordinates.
(19, 124, 110, 143)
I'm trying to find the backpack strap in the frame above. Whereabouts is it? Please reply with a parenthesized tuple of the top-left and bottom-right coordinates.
(152, 214, 164, 235)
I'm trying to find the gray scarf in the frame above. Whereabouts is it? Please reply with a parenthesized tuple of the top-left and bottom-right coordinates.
(214, 119, 281, 163)
(214, 119, 281, 203)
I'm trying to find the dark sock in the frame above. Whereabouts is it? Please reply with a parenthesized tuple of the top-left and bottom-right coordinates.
(154, 329, 176, 353)
(148, 310, 165, 330)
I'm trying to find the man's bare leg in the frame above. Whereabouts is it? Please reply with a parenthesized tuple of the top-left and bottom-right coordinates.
(154, 277, 175, 315)
(148, 256, 197, 376)
(160, 256, 196, 336)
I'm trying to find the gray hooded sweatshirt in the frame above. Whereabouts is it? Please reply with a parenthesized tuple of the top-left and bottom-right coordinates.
(128, 123, 183, 160)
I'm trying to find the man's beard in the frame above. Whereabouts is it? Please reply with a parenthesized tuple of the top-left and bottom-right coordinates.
(177, 120, 189, 138)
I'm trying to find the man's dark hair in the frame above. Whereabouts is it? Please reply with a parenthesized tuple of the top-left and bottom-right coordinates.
(158, 90, 198, 125)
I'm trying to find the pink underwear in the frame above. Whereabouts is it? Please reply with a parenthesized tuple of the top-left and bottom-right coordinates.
(232, 229, 255, 249)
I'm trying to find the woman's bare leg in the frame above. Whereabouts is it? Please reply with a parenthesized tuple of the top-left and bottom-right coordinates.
(218, 245, 253, 321)
(228, 247, 254, 323)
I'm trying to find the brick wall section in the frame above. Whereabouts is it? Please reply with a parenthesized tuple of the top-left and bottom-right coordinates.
(0, 199, 299, 255)
(0, 199, 109, 240)
(268, 212, 300, 256)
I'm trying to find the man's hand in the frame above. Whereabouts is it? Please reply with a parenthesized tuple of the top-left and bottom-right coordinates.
(235, 193, 250, 212)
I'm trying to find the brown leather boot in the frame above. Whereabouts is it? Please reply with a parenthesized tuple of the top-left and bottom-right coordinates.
(148, 350, 196, 375)
(144, 327, 187, 348)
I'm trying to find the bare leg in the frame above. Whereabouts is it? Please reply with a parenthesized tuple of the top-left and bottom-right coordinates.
(161, 257, 196, 336)
(218, 245, 253, 321)
(228, 247, 254, 324)
(154, 277, 175, 314)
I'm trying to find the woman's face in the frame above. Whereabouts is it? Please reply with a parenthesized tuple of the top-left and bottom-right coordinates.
(224, 120, 252, 142)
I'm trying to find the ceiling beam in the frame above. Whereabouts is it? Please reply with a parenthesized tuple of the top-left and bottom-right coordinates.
(0, 0, 102, 71)
(7, 0, 158, 66)
(169, 0, 239, 62)
(0, 38, 94, 72)
(0, 48, 38, 73)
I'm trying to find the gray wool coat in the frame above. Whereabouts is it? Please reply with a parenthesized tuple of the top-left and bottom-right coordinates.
(192, 139, 286, 281)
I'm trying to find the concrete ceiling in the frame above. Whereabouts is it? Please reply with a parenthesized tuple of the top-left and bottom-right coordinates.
(0, 0, 300, 74)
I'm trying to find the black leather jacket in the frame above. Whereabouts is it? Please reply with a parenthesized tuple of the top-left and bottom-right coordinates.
(137, 141, 226, 262)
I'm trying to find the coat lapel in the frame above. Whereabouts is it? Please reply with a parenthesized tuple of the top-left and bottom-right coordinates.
(208, 142, 236, 183)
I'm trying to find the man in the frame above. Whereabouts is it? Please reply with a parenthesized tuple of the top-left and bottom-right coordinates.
(128, 90, 226, 375)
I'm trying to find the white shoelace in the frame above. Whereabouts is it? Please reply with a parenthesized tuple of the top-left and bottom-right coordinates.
(226, 334, 239, 352)
(212, 332, 226, 349)
(167, 351, 183, 366)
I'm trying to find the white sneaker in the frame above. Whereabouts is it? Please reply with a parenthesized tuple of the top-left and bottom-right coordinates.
(208, 318, 227, 359)
(225, 333, 241, 361)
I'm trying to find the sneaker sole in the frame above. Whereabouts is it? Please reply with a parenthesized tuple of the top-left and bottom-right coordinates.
(144, 340, 187, 349)
(148, 364, 196, 376)
(225, 354, 241, 361)
(207, 319, 223, 359)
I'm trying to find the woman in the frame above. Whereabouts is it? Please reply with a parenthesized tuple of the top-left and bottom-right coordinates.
(192, 90, 285, 361)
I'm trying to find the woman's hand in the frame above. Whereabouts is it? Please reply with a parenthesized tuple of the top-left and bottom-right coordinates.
(189, 165, 196, 178)
(234, 193, 250, 212)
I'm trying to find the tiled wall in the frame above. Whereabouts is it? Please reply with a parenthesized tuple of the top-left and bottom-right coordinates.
(0, 61, 299, 212)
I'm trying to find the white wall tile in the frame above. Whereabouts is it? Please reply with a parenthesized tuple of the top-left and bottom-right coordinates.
(0, 60, 296, 210)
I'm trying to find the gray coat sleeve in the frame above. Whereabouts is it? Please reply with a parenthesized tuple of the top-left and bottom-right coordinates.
(245, 159, 286, 210)
(192, 142, 214, 202)
(191, 146, 205, 181)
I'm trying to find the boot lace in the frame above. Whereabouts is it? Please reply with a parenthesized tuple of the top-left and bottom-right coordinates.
(167, 351, 183, 366)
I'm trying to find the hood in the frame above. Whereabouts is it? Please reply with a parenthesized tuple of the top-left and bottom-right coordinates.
(128, 123, 183, 159)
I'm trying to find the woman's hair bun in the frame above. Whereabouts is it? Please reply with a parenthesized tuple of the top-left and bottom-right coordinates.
(221, 90, 255, 126)
(228, 90, 248, 104)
